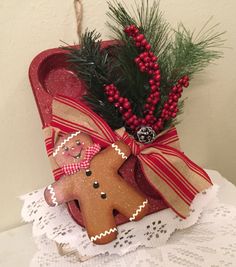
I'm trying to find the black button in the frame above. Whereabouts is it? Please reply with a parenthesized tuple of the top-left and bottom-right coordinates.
(101, 192, 107, 199)
(86, 170, 92, 176)
(93, 181, 99, 189)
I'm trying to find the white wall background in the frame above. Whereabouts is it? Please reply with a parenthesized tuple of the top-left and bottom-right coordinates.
(0, 0, 235, 232)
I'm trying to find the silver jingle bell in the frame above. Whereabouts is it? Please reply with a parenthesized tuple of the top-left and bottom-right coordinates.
(136, 126, 157, 144)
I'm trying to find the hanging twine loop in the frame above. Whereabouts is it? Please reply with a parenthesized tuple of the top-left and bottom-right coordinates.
(74, 0, 83, 41)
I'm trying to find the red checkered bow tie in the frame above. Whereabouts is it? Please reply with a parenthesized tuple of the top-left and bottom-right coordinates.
(62, 143, 101, 175)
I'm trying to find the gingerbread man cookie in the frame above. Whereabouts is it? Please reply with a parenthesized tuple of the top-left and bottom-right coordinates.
(44, 131, 149, 244)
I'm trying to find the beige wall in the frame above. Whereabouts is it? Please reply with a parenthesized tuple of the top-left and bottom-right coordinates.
(0, 0, 235, 232)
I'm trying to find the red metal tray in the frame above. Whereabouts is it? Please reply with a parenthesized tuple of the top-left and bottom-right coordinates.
(29, 41, 168, 227)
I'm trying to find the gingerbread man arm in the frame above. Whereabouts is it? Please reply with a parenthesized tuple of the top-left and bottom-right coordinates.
(94, 140, 131, 170)
(44, 175, 77, 206)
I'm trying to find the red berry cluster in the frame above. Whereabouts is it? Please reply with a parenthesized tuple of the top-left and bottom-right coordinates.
(135, 53, 161, 121)
(124, 25, 151, 51)
(104, 24, 190, 136)
(104, 84, 140, 130)
(125, 25, 162, 128)
(161, 76, 190, 120)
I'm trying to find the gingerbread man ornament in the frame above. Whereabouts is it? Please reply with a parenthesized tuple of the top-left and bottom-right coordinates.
(44, 131, 149, 244)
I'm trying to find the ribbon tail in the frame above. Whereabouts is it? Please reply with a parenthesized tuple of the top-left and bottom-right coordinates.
(138, 150, 212, 218)
(43, 126, 64, 180)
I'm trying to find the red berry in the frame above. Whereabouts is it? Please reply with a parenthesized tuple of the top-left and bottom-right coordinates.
(119, 97, 124, 103)
(140, 53, 145, 60)
(133, 119, 139, 126)
(114, 94, 119, 100)
(136, 42, 141, 47)
(140, 66, 146, 72)
(149, 79, 155, 85)
(171, 112, 177, 118)
(108, 97, 114, 102)
(123, 112, 131, 119)
(148, 70, 153, 75)
(136, 34, 144, 42)
(123, 102, 131, 109)
(169, 105, 175, 111)
(130, 25, 135, 31)
(144, 57, 150, 63)
(145, 115, 152, 121)
(128, 117, 134, 124)
(173, 95, 178, 102)
(141, 39, 148, 46)
(151, 85, 157, 91)
(164, 103, 169, 109)
(153, 125, 159, 131)
(184, 81, 189, 87)
(172, 86, 178, 93)
(152, 56, 157, 62)
(139, 62, 144, 68)
(154, 75, 161, 81)
(145, 44, 151, 50)
(153, 63, 159, 70)
(107, 90, 114, 96)
(135, 57, 141, 64)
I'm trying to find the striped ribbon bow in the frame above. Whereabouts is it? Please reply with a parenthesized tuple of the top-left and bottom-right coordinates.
(44, 95, 212, 218)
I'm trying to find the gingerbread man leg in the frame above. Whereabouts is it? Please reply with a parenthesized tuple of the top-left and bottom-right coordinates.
(111, 175, 149, 222)
(79, 200, 118, 245)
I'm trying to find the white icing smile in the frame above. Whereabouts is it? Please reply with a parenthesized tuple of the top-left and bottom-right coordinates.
(72, 148, 83, 159)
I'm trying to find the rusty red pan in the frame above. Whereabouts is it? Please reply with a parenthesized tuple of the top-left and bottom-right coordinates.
(29, 41, 167, 227)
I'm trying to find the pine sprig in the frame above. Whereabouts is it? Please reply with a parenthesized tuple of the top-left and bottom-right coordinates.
(106, 0, 224, 129)
(65, 0, 225, 135)
(160, 22, 225, 85)
(65, 30, 124, 129)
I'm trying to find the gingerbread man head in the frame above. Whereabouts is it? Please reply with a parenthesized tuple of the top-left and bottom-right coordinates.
(53, 131, 94, 167)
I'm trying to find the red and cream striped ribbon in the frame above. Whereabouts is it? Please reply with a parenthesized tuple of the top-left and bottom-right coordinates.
(44, 95, 212, 218)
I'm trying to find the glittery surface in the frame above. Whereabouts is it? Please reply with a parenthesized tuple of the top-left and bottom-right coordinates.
(29, 42, 168, 227)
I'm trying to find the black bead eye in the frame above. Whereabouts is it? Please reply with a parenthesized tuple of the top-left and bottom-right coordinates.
(93, 181, 99, 189)
(101, 192, 107, 199)
(86, 170, 92, 176)
(64, 146, 69, 151)
(76, 140, 81, 145)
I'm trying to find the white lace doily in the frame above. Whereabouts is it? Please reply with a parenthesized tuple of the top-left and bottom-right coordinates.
(21, 177, 218, 258)
(29, 201, 236, 267)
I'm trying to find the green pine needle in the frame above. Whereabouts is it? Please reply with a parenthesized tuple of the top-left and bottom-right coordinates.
(65, 0, 225, 133)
